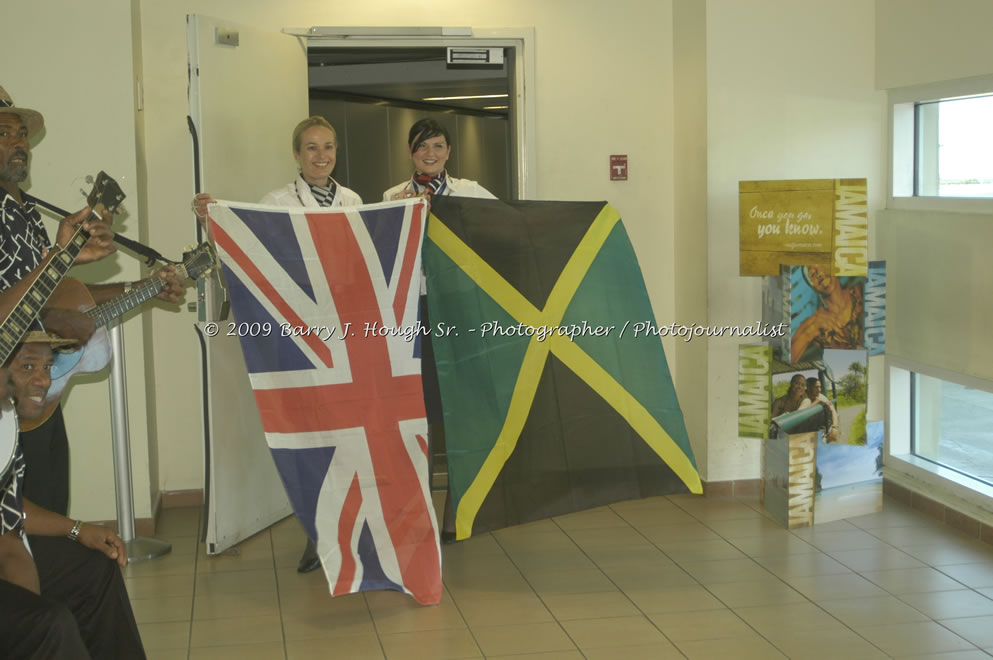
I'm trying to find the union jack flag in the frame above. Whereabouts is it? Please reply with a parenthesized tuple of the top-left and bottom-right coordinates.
(209, 198, 441, 605)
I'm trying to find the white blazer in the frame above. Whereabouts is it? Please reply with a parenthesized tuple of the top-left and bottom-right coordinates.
(260, 176, 363, 207)
(382, 175, 496, 201)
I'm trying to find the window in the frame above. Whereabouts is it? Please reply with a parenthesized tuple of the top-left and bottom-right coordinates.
(889, 75, 993, 208)
(915, 94, 993, 198)
(912, 372, 993, 485)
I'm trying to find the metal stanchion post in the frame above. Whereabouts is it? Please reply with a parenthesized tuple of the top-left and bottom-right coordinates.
(109, 321, 171, 562)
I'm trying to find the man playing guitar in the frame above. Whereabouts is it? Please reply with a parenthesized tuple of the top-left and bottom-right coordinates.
(0, 84, 184, 516)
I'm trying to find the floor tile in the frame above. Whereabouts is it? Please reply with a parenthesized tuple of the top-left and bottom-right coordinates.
(470, 622, 576, 657)
(890, 651, 992, 660)
(724, 533, 818, 558)
(138, 620, 191, 651)
(938, 614, 993, 648)
(754, 552, 852, 578)
(861, 566, 968, 594)
(378, 627, 482, 660)
(188, 642, 285, 659)
(733, 602, 843, 636)
(900, 541, 993, 567)
(523, 568, 619, 596)
(636, 522, 722, 544)
(130, 595, 193, 624)
(540, 590, 640, 620)
(282, 607, 377, 640)
(797, 530, 889, 553)
(648, 608, 752, 641)
(828, 546, 926, 572)
(552, 508, 630, 530)
(126, 573, 196, 599)
(897, 589, 993, 620)
(817, 595, 930, 627)
(199, 563, 278, 590)
(455, 593, 552, 627)
(126, 498, 993, 659)
(486, 652, 586, 660)
(787, 572, 889, 601)
(704, 516, 789, 538)
(558, 615, 668, 650)
(763, 627, 890, 659)
(854, 621, 976, 656)
(654, 538, 748, 562)
(189, 614, 283, 647)
(677, 558, 774, 585)
(581, 643, 684, 659)
(937, 562, 993, 589)
(192, 590, 279, 620)
(156, 507, 202, 538)
(285, 635, 385, 660)
(675, 633, 788, 659)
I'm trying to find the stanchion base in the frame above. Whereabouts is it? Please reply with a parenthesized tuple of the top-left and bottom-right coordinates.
(126, 537, 172, 563)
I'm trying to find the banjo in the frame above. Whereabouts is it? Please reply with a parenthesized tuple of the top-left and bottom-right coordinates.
(0, 172, 124, 485)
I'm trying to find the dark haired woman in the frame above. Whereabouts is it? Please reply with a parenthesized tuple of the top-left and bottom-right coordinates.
(383, 118, 496, 201)
(385, 118, 496, 543)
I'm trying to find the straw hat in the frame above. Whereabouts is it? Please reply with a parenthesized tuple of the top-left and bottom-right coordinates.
(20, 330, 77, 350)
(0, 85, 44, 137)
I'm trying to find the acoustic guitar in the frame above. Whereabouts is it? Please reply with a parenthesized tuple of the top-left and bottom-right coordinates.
(19, 241, 216, 432)
(0, 172, 124, 481)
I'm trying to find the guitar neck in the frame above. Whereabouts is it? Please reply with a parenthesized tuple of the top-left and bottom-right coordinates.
(88, 277, 166, 328)
(0, 225, 90, 364)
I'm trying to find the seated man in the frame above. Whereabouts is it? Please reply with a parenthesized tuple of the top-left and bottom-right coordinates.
(0, 331, 145, 659)
(800, 376, 841, 443)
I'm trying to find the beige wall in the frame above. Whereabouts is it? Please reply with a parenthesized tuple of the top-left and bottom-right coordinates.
(704, 0, 887, 481)
(876, 0, 993, 90)
(672, 0, 709, 478)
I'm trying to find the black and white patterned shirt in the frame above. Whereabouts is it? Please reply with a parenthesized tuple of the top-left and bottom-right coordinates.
(305, 175, 338, 208)
(0, 441, 25, 541)
(0, 190, 50, 292)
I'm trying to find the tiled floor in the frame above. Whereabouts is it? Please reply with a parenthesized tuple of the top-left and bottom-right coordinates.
(126, 494, 993, 659)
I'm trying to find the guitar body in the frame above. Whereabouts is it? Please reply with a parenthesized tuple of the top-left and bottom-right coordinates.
(18, 279, 110, 432)
(0, 404, 19, 485)
(16, 241, 216, 432)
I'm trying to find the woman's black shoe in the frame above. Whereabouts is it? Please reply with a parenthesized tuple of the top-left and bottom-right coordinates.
(297, 538, 321, 573)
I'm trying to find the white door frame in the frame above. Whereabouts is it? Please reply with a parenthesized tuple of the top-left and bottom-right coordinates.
(287, 28, 538, 199)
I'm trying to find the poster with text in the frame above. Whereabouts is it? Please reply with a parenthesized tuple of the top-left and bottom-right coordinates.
(740, 178, 868, 277)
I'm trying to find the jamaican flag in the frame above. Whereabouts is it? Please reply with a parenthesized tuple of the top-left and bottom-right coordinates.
(424, 197, 701, 540)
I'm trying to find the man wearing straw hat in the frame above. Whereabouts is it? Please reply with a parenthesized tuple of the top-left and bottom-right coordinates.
(0, 84, 183, 517)
(0, 330, 145, 658)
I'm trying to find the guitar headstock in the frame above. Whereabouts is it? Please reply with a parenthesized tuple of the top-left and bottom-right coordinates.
(176, 242, 217, 281)
(85, 171, 126, 218)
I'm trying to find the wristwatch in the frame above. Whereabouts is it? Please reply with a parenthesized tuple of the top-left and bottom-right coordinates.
(67, 519, 83, 542)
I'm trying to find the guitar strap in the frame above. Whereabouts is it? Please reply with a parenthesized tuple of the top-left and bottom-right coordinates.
(21, 192, 178, 266)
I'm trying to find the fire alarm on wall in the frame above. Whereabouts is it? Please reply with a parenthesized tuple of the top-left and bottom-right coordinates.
(610, 155, 628, 181)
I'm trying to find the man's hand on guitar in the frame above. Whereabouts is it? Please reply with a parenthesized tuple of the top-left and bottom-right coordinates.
(56, 207, 117, 265)
(151, 265, 184, 304)
(40, 308, 94, 345)
(77, 524, 128, 567)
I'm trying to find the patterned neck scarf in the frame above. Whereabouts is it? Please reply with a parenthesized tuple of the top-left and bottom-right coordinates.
(305, 175, 338, 207)
(412, 170, 448, 197)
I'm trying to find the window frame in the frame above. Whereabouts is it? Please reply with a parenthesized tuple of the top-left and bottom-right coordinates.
(888, 74, 993, 213)
(887, 355, 993, 514)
